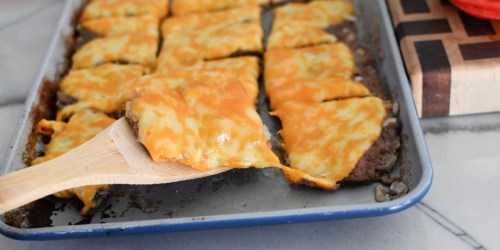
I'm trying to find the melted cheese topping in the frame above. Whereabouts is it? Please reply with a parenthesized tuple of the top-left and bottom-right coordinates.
(161, 6, 260, 36)
(57, 64, 145, 121)
(268, 0, 354, 50)
(119, 70, 281, 170)
(273, 1, 354, 28)
(72, 34, 158, 70)
(171, 0, 268, 16)
(32, 109, 115, 214)
(81, 15, 160, 38)
(273, 97, 387, 189)
(268, 23, 337, 51)
(265, 43, 355, 95)
(267, 77, 371, 110)
(157, 21, 263, 69)
(155, 56, 260, 102)
(81, 0, 168, 21)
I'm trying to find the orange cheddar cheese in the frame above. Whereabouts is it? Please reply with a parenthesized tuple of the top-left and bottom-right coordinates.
(268, 0, 354, 50)
(57, 64, 145, 121)
(265, 43, 355, 100)
(155, 56, 260, 103)
(171, 0, 268, 16)
(72, 34, 158, 70)
(272, 1, 354, 28)
(273, 97, 387, 189)
(267, 77, 371, 110)
(32, 109, 116, 214)
(80, 0, 168, 21)
(157, 21, 263, 70)
(81, 15, 160, 38)
(268, 23, 338, 51)
(118, 70, 281, 171)
(161, 6, 260, 36)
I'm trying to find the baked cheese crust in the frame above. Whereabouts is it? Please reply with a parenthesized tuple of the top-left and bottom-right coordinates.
(267, 77, 371, 110)
(267, 0, 354, 50)
(265, 43, 355, 106)
(171, 0, 268, 16)
(161, 6, 260, 36)
(272, 1, 354, 28)
(155, 56, 260, 102)
(157, 21, 263, 69)
(32, 109, 116, 214)
(157, 7, 263, 100)
(81, 0, 168, 21)
(273, 97, 387, 189)
(81, 15, 160, 38)
(72, 34, 158, 70)
(268, 23, 338, 51)
(118, 70, 281, 171)
(57, 64, 145, 121)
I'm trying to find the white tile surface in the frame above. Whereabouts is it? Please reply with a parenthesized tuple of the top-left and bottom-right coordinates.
(0, 0, 64, 105)
(0, 0, 59, 28)
(0, 0, 499, 249)
(421, 114, 500, 249)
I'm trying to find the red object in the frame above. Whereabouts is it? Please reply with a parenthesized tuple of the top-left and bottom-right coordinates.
(450, 0, 500, 20)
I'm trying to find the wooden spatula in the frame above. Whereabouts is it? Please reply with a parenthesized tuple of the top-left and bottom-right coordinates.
(0, 117, 230, 214)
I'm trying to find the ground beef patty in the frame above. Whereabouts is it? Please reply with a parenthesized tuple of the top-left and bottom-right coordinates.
(343, 113, 400, 183)
(327, 22, 400, 184)
(326, 22, 390, 100)
(56, 91, 77, 111)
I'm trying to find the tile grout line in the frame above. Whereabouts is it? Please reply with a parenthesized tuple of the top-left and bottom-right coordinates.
(0, 0, 62, 109)
(0, 0, 61, 33)
(423, 124, 500, 134)
(416, 202, 487, 250)
(0, 98, 26, 108)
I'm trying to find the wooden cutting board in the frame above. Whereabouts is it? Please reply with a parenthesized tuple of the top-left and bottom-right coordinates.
(387, 0, 500, 118)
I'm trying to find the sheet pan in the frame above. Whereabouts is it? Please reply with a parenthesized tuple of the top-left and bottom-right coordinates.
(0, 0, 433, 240)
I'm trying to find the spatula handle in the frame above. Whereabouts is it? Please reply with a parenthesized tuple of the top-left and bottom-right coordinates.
(0, 118, 230, 214)
(0, 150, 101, 214)
(0, 123, 125, 214)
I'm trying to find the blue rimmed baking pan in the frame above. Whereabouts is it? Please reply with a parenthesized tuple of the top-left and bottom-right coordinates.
(0, 0, 432, 240)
